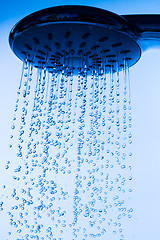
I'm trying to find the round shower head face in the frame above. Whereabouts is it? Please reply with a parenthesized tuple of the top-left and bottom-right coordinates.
(9, 6, 141, 74)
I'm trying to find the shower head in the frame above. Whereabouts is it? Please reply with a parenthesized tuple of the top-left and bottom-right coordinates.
(9, 6, 141, 73)
(9, 5, 160, 74)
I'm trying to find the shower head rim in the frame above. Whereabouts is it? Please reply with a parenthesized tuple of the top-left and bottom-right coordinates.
(9, 5, 135, 46)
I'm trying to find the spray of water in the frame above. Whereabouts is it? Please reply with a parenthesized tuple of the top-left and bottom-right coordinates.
(3, 58, 133, 239)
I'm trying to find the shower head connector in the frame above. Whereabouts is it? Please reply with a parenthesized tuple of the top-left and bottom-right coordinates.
(9, 5, 142, 73)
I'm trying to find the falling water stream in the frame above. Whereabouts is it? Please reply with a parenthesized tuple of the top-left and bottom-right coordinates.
(2, 59, 133, 239)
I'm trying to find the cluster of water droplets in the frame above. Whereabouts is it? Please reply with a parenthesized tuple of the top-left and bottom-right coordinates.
(3, 59, 133, 240)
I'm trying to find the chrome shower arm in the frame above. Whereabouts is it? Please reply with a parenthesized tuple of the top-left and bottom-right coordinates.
(122, 14, 160, 51)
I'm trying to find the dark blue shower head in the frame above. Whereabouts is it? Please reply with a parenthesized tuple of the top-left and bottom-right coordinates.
(9, 5, 160, 73)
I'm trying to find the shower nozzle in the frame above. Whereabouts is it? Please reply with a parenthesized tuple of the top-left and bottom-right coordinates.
(9, 5, 160, 73)
(9, 6, 141, 73)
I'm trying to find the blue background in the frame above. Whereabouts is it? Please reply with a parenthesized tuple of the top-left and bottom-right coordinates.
(0, 0, 160, 239)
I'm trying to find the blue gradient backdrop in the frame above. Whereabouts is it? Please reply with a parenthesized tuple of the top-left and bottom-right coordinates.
(0, 0, 160, 239)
